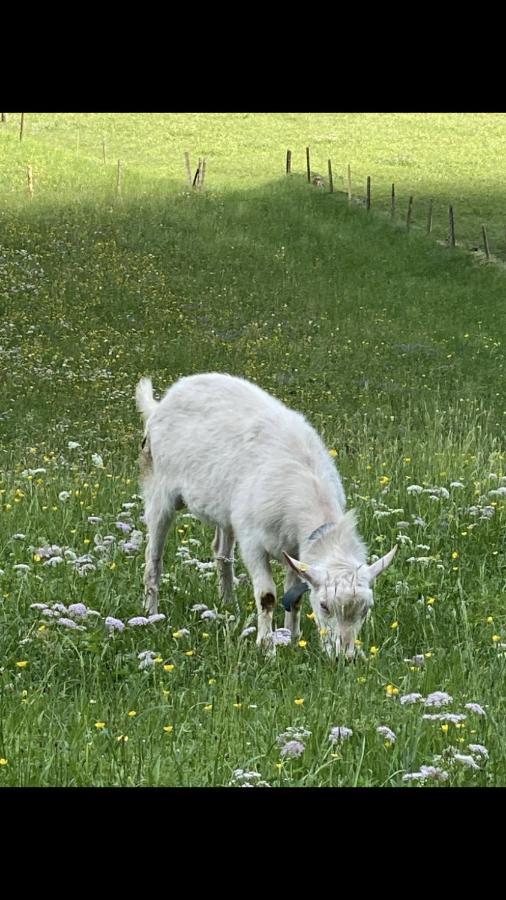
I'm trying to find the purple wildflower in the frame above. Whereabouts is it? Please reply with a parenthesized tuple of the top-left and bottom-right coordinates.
(105, 616, 125, 633)
(128, 616, 150, 627)
(424, 691, 453, 708)
(53, 603, 68, 613)
(240, 626, 256, 638)
(68, 603, 88, 618)
(201, 609, 218, 620)
(57, 617, 85, 630)
(468, 744, 489, 759)
(271, 628, 292, 646)
(87, 516, 102, 524)
(453, 753, 480, 770)
(280, 740, 305, 759)
(377, 725, 397, 742)
(116, 521, 132, 534)
(423, 713, 467, 723)
(400, 693, 424, 705)
(43, 556, 64, 567)
(403, 766, 448, 782)
(329, 726, 353, 744)
(147, 614, 166, 624)
(465, 702, 486, 716)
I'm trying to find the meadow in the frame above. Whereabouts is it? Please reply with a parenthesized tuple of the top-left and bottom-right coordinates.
(0, 113, 504, 786)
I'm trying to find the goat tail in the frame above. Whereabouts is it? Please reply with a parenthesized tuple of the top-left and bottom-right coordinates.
(135, 377, 159, 425)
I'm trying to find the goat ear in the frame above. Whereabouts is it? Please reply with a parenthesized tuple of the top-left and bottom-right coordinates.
(283, 552, 322, 588)
(366, 545, 398, 581)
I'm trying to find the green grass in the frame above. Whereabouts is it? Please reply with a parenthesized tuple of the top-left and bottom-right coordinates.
(0, 114, 505, 787)
(3, 112, 506, 254)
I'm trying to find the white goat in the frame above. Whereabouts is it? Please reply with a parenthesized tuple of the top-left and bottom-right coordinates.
(135, 373, 397, 658)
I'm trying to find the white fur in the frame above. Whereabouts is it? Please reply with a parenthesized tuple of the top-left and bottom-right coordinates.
(136, 372, 397, 657)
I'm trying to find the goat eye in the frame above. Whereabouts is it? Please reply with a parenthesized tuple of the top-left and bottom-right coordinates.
(320, 601, 330, 614)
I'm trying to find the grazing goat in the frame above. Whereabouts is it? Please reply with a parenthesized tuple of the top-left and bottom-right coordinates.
(135, 373, 397, 658)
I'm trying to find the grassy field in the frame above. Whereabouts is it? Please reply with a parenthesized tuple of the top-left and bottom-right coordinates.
(0, 113, 505, 787)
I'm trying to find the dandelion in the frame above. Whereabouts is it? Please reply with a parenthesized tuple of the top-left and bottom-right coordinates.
(185, 650, 194, 657)
(116, 735, 129, 742)
(385, 684, 399, 697)
(208, 678, 216, 685)
(0, 759, 8, 766)
(329, 449, 338, 458)
(204, 704, 213, 712)
(492, 634, 501, 643)
(172, 628, 190, 638)
(128, 711, 137, 718)
(163, 725, 173, 734)
(280, 740, 305, 759)
(390, 621, 399, 630)
(369, 645, 379, 656)
(306, 611, 315, 620)
(441, 724, 449, 734)
(298, 640, 308, 649)
(163, 664, 175, 672)
(424, 691, 453, 707)
(95, 722, 106, 730)
(294, 698, 304, 706)
(233, 702, 242, 709)
(379, 475, 390, 486)
(329, 726, 353, 744)
(16, 661, 28, 669)
(377, 726, 396, 743)
(465, 703, 486, 716)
